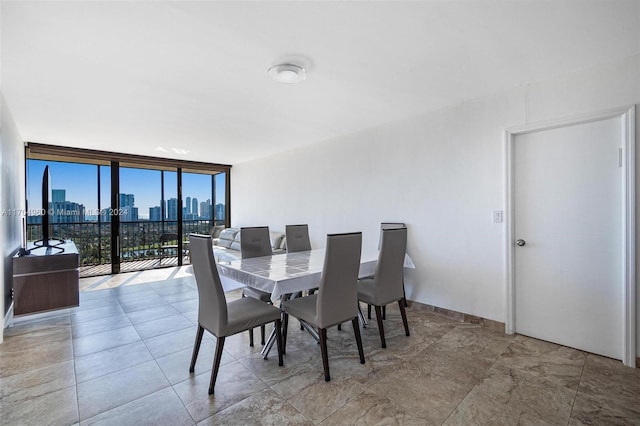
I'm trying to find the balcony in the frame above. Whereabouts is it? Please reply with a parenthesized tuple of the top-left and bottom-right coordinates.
(27, 219, 220, 277)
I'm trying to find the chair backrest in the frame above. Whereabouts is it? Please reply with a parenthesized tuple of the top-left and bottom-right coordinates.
(378, 222, 405, 249)
(240, 227, 272, 259)
(285, 224, 312, 253)
(373, 227, 407, 303)
(316, 232, 362, 328)
(189, 234, 228, 336)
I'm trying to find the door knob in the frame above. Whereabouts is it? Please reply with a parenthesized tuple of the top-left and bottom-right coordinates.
(515, 239, 526, 246)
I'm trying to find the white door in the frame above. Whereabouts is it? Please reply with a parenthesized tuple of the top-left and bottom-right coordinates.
(514, 116, 623, 360)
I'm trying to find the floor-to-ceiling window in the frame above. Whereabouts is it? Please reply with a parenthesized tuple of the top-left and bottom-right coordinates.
(118, 166, 165, 272)
(25, 144, 231, 276)
(98, 165, 112, 268)
(213, 171, 227, 225)
(182, 170, 214, 235)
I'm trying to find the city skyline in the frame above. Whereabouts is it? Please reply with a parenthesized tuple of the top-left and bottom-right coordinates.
(27, 190, 225, 224)
(27, 159, 226, 221)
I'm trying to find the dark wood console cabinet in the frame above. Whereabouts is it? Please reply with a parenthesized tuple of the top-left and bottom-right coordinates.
(13, 241, 80, 315)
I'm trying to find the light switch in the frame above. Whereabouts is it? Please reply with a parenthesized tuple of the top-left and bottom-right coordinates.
(492, 210, 503, 223)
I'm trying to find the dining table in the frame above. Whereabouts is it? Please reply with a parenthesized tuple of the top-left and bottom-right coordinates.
(216, 247, 415, 358)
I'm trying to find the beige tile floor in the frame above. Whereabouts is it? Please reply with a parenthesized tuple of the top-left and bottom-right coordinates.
(2, 267, 639, 425)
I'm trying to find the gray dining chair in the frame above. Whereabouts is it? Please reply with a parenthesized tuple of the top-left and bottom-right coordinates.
(281, 232, 365, 381)
(366, 222, 408, 320)
(285, 224, 312, 253)
(240, 226, 273, 346)
(358, 227, 410, 348)
(188, 234, 283, 395)
(285, 224, 313, 334)
(379, 222, 406, 246)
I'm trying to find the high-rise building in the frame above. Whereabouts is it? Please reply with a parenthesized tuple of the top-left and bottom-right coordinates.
(51, 189, 66, 203)
(167, 198, 178, 221)
(100, 207, 111, 222)
(215, 203, 225, 221)
(185, 197, 191, 215)
(199, 200, 211, 219)
(51, 201, 85, 223)
(47, 189, 85, 223)
(119, 193, 134, 209)
(192, 198, 198, 218)
(162, 200, 166, 219)
(149, 206, 162, 221)
(118, 193, 137, 221)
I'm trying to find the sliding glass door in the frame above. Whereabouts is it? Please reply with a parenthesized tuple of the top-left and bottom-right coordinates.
(117, 166, 163, 272)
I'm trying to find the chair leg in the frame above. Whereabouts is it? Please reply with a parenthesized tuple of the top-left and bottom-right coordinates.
(243, 293, 254, 348)
(282, 313, 289, 354)
(208, 336, 226, 395)
(337, 323, 342, 331)
(382, 305, 386, 320)
(261, 325, 266, 345)
(189, 325, 204, 372)
(275, 319, 284, 367)
(282, 313, 288, 355)
(399, 298, 410, 336)
(351, 318, 365, 364)
(402, 279, 409, 307)
(319, 328, 330, 381)
(367, 304, 371, 319)
(374, 305, 386, 348)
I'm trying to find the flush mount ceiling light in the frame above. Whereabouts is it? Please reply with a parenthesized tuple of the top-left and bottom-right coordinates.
(268, 63, 307, 84)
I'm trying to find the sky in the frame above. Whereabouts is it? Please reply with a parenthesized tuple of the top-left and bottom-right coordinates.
(26, 159, 226, 219)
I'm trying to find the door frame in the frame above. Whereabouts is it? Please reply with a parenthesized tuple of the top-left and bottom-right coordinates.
(504, 105, 636, 367)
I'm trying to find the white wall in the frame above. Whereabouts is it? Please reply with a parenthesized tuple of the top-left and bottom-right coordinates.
(0, 92, 26, 341)
(232, 54, 640, 353)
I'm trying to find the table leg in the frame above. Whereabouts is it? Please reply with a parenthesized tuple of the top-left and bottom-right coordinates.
(358, 304, 368, 328)
(260, 326, 277, 359)
(261, 292, 326, 359)
(299, 319, 320, 341)
(262, 294, 291, 359)
(261, 317, 322, 359)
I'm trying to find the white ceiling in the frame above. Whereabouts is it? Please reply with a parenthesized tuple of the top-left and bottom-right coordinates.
(2, 1, 639, 165)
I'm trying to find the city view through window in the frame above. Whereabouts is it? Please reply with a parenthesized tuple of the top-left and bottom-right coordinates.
(25, 159, 227, 276)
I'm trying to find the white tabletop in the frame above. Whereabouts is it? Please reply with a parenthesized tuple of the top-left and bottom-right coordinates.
(217, 248, 414, 302)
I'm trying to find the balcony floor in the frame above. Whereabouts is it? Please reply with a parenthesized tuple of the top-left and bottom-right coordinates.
(79, 255, 190, 278)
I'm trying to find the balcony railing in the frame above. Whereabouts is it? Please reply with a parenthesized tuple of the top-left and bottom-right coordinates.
(26, 219, 221, 272)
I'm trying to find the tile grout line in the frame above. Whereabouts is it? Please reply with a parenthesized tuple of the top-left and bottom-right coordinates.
(319, 387, 368, 425)
(136, 289, 212, 425)
(76, 293, 173, 423)
(167, 385, 197, 426)
(567, 352, 588, 425)
(181, 345, 259, 423)
(439, 331, 515, 425)
(149, 320, 198, 425)
(157, 348, 197, 424)
(210, 355, 314, 425)
(71, 318, 82, 425)
(75, 294, 131, 422)
(439, 383, 476, 425)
